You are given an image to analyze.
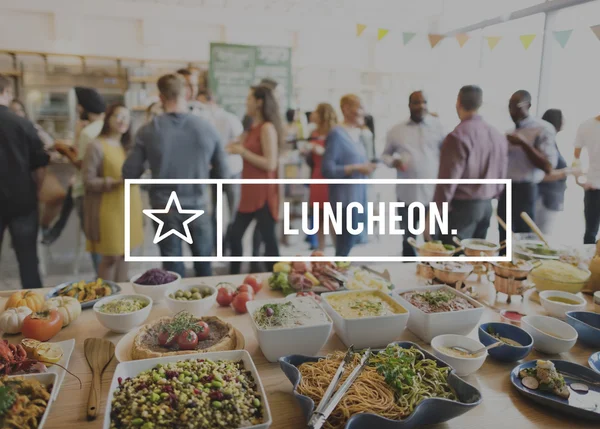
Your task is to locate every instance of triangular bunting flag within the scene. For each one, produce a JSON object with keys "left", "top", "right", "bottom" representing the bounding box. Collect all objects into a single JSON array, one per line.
[
  {"left": 520, "top": 34, "right": 536, "bottom": 50},
  {"left": 377, "top": 28, "right": 389, "bottom": 41},
  {"left": 553, "top": 29, "right": 572, "bottom": 48},
  {"left": 356, "top": 24, "right": 367, "bottom": 37},
  {"left": 402, "top": 32, "right": 416, "bottom": 45},
  {"left": 485, "top": 36, "right": 502, "bottom": 50},
  {"left": 428, "top": 34, "right": 444, "bottom": 48},
  {"left": 591, "top": 24, "right": 600, "bottom": 41},
  {"left": 455, "top": 33, "right": 470, "bottom": 47}
]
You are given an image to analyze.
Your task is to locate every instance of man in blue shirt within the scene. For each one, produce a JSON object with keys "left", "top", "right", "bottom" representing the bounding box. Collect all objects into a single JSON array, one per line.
[
  {"left": 498, "top": 90, "right": 557, "bottom": 244},
  {"left": 382, "top": 91, "right": 445, "bottom": 256}
]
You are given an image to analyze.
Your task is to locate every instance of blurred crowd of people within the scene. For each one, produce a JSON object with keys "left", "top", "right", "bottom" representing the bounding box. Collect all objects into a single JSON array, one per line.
[{"left": 0, "top": 70, "right": 599, "bottom": 289}]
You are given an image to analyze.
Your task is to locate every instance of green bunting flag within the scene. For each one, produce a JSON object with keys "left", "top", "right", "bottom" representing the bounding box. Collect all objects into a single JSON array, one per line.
[
  {"left": 553, "top": 30, "right": 573, "bottom": 48},
  {"left": 402, "top": 32, "right": 417, "bottom": 45}
]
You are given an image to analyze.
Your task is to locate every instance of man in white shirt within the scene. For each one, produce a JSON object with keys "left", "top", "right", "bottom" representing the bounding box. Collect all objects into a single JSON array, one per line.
[
  {"left": 574, "top": 115, "right": 600, "bottom": 244},
  {"left": 194, "top": 88, "right": 244, "bottom": 253},
  {"left": 381, "top": 91, "right": 446, "bottom": 256}
]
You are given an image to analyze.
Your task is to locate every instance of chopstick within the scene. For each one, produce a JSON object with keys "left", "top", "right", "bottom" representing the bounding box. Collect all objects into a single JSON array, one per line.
[{"left": 307, "top": 347, "right": 371, "bottom": 429}]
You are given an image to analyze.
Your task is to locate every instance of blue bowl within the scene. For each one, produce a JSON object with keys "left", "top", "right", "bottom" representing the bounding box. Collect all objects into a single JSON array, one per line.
[
  {"left": 511, "top": 360, "right": 600, "bottom": 421},
  {"left": 590, "top": 351, "right": 600, "bottom": 375},
  {"left": 478, "top": 322, "right": 533, "bottom": 362},
  {"left": 279, "top": 341, "right": 482, "bottom": 429},
  {"left": 565, "top": 311, "right": 600, "bottom": 348}
]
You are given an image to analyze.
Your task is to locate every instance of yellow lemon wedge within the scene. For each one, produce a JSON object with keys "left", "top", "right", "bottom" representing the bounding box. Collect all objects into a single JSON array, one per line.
[
  {"left": 33, "top": 343, "right": 64, "bottom": 365},
  {"left": 21, "top": 338, "right": 41, "bottom": 355}
]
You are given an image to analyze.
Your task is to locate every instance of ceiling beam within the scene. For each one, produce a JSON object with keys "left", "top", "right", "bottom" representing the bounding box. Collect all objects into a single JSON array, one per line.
[{"left": 444, "top": 0, "right": 596, "bottom": 36}]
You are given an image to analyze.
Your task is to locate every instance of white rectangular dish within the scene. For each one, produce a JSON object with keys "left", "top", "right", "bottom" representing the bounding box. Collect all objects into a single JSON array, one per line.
[
  {"left": 103, "top": 349, "right": 272, "bottom": 429},
  {"left": 7, "top": 338, "right": 74, "bottom": 404},
  {"left": 246, "top": 297, "right": 332, "bottom": 362},
  {"left": 321, "top": 289, "right": 409, "bottom": 349},
  {"left": 393, "top": 285, "right": 484, "bottom": 343},
  {"left": 4, "top": 372, "right": 57, "bottom": 429}
]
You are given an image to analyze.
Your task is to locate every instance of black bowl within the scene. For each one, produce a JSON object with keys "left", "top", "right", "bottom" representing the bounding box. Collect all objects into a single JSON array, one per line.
[{"left": 279, "top": 341, "right": 482, "bottom": 429}]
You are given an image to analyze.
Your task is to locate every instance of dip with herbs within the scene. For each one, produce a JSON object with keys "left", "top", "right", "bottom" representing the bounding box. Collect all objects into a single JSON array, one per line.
[
  {"left": 99, "top": 297, "right": 149, "bottom": 314},
  {"left": 253, "top": 297, "right": 329, "bottom": 329},
  {"left": 326, "top": 291, "right": 406, "bottom": 319}
]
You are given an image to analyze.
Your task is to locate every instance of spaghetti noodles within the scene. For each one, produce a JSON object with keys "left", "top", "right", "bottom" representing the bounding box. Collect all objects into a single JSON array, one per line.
[
  {"left": 297, "top": 346, "right": 456, "bottom": 429},
  {"left": 0, "top": 376, "right": 50, "bottom": 429}
]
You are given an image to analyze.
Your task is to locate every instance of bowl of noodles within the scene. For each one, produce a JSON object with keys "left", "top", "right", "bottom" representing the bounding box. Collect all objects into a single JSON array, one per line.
[
  {"left": 1, "top": 373, "right": 55, "bottom": 429},
  {"left": 528, "top": 260, "right": 591, "bottom": 294},
  {"left": 279, "top": 341, "right": 482, "bottom": 429}
]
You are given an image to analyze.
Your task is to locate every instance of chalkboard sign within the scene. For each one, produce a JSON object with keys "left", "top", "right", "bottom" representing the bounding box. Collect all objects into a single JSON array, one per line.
[{"left": 209, "top": 43, "right": 292, "bottom": 118}]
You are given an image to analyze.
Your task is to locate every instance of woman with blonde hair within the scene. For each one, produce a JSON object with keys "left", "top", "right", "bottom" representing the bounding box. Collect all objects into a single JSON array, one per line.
[{"left": 306, "top": 103, "right": 338, "bottom": 251}]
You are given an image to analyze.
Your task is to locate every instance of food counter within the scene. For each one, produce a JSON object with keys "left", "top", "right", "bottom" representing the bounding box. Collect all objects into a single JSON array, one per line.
[{"left": 0, "top": 264, "right": 598, "bottom": 429}]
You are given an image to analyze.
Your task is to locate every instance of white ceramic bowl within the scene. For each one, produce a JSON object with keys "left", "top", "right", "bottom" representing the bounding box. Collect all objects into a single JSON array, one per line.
[
  {"left": 103, "top": 349, "right": 272, "bottom": 429},
  {"left": 431, "top": 334, "right": 487, "bottom": 376},
  {"left": 93, "top": 294, "right": 153, "bottom": 334},
  {"left": 539, "top": 290, "right": 587, "bottom": 319},
  {"left": 521, "top": 315, "right": 578, "bottom": 354},
  {"left": 246, "top": 297, "right": 332, "bottom": 362},
  {"left": 130, "top": 270, "right": 181, "bottom": 303},
  {"left": 321, "top": 289, "right": 409, "bottom": 349},
  {"left": 164, "top": 284, "right": 217, "bottom": 317},
  {"left": 393, "top": 285, "right": 484, "bottom": 344}
]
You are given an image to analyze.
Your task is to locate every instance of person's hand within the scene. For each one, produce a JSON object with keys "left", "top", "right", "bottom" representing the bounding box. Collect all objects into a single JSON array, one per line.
[
  {"left": 570, "top": 166, "right": 583, "bottom": 177},
  {"left": 354, "top": 163, "right": 378, "bottom": 175},
  {"left": 392, "top": 155, "right": 410, "bottom": 172},
  {"left": 54, "top": 142, "right": 78, "bottom": 162},
  {"left": 506, "top": 133, "right": 525, "bottom": 146},
  {"left": 226, "top": 143, "right": 245, "bottom": 155},
  {"left": 575, "top": 175, "right": 595, "bottom": 190}
]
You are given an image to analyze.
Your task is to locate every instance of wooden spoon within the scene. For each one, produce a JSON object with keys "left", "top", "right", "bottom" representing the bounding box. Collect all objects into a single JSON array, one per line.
[
  {"left": 84, "top": 338, "right": 115, "bottom": 421},
  {"left": 519, "top": 212, "right": 549, "bottom": 246}
]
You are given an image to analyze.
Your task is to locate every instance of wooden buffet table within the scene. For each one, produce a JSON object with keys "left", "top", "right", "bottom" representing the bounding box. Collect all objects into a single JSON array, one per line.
[{"left": 2, "top": 264, "right": 598, "bottom": 429}]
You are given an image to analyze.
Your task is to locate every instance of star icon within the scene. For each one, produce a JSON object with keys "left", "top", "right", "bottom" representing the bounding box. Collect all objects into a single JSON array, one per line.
[{"left": 143, "top": 191, "right": 204, "bottom": 245}]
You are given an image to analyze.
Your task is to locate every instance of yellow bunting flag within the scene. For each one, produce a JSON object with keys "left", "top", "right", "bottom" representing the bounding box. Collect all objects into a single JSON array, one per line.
[
  {"left": 356, "top": 24, "right": 367, "bottom": 37},
  {"left": 485, "top": 36, "right": 502, "bottom": 50},
  {"left": 428, "top": 34, "right": 444, "bottom": 48},
  {"left": 455, "top": 33, "right": 470, "bottom": 47},
  {"left": 591, "top": 24, "right": 600, "bottom": 41},
  {"left": 520, "top": 34, "right": 536, "bottom": 50},
  {"left": 377, "top": 28, "right": 389, "bottom": 41}
]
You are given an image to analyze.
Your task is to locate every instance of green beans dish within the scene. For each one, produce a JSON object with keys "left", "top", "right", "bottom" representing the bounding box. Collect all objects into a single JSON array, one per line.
[{"left": 110, "top": 358, "right": 263, "bottom": 429}]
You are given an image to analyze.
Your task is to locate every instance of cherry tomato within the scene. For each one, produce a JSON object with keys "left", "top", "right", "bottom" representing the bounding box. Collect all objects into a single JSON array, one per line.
[
  {"left": 158, "top": 329, "right": 175, "bottom": 347},
  {"left": 243, "top": 275, "right": 262, "bottom": 294},
  {"left": 216, "top": 287, "right": 234, "bottom": 307},
  {"left": 176, "top": 329, "right": 199, "bottom": 350},
  {"left": 195, "top": 321, "right": 210, "bottom": 341},
  {"left": 21, "top": 310, "right": 63, "bottom": 342},
  {"left": 232, "top": 292, "right": 254, "bottom": 314},
  {"left": 236, "top": 284, "right": 254, "bottom": 296}
]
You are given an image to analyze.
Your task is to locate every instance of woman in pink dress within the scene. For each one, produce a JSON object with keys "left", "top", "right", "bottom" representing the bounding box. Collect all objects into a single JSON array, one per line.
[{"left": 306, "top": 103, "right": 338, "bottom": 251}]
